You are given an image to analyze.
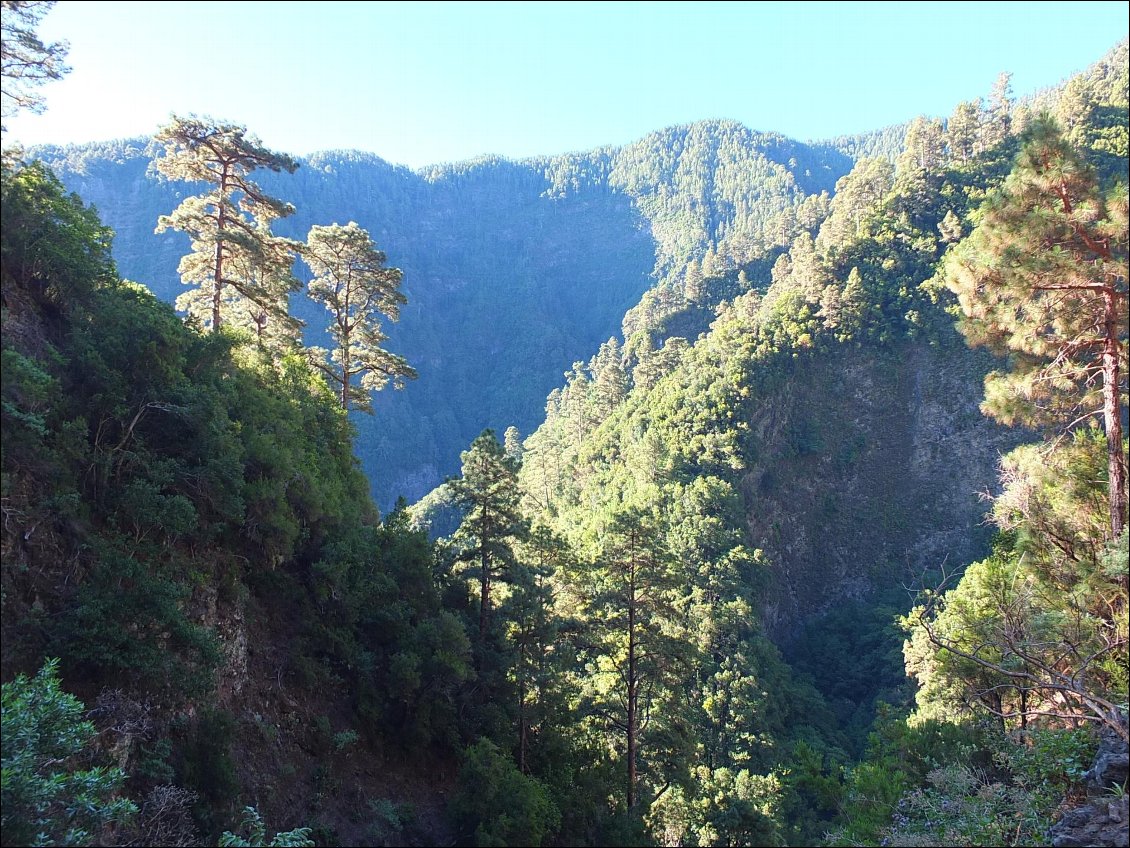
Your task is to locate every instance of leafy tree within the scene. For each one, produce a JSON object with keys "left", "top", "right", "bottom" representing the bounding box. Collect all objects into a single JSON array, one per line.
[
  {"left": 153, "top": 115, "right": 299, "bottom": 332},
  {"left": 0, "top": 0, "right": 68, "bottom": 126},
  {"left": 649, "top": 767, "right": 782, "bottom": 848},
  {"left": 906, "top": 442, "right": 1129, "bottom": 742},
  {"left": 302, "top": 221, "right": 415, "bottom": 412},
  {"left": 1, "top": 659, "right": 137, "bottom": 847},
  {"left": 1, "top": 159, "right": 115, "bottom": 303},
  {"left": 942, "top": 115, "right": 1128, "bottom": 537}
]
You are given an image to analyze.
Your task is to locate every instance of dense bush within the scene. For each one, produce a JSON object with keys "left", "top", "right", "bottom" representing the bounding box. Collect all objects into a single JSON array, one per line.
[{"left": 1, "top": 660, "right": 137, "bottom": 847}]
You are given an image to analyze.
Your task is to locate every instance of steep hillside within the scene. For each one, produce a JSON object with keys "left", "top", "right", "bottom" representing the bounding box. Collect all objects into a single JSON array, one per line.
[
  {"left": 1, "top": 160, "right": 471, "bottom": 846},
  {"left": 4, "top": 31, "right": 1126, "bottom": 848},
  {"left": 32, "top": 122, "right": 854, "bottom": 509}
]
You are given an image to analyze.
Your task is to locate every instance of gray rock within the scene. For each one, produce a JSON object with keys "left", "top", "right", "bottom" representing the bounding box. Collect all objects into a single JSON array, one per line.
[
  {"left": 1050, "top": 727, "right": 1129, "bottom": 848},
  {"left": 1048, "top": 796, "right": 1129, "bottom": 848}
]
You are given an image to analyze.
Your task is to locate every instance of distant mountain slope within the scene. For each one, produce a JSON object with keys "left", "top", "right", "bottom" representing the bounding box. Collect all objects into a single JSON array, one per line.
[{"left": 33, "top": 121, "right": 853, "bottom": 508}]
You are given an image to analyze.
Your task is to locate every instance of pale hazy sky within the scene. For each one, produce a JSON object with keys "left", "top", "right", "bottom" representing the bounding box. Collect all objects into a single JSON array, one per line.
[{"left": 6, "top": 1, "right": 1127, "bottom": 168}]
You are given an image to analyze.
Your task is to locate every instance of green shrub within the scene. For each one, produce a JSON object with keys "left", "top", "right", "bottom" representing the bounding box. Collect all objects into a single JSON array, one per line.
[
  {"left": 449, "top": 739, "right": 560, "bottom": 847},
  {"left": 176, "top": 708, "right": 239, "bottom": 803},
  {"left": 331, "top": 729, "right": 359, "bottom": 752},
  {"left": 1, "top": 659, "right": 137, "bottom": 846},
  {"left": 219, "top": 806, "right": 313, "bottom": 847}
]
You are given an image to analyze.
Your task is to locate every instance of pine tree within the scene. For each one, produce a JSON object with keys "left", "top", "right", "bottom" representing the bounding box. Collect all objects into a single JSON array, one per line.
[
  {"left": 937, "top": 209, "right": 963, "bottom": 244},
  {"left": 302, "top": 222, "right": 416, "bottom": 412},
  {"left": 153, "top": 115, "right": 299, "bottom": 332},
  {"left": 943, "top": 115, "right": 1128, "bottom": 537},
  {"left": 946, "top": 99, "right": 982, "bottom": 164},
  {"left": 898, "top": 116, "right": 946, "bottom": 174},
  {"left": 451, "top": 430, "right": 527, "bottom": 647},
  {"left": 196, "top": 218, "right": 302, "bottom": 349},
  {"left": 980, "top": 71, "right": 1015, "bottom": 151},
  {"left": 683, "top": 257, "right": 706, "bottom": 304},
  {"left": 787, "top": 232, "right": 828, "bottom": 303},
  {"left": 584, "top": 507, "right": 687, "bottom": 813},
  {"left": 508, "top": 524, "right": 570, "bottom": 774},
  {"left": 816, "top": 157, "right": 893, "bottom": 253},
  {"left": 590, "top": 337, "right": 629, "bottom": 419},
  {"left": 1, "top": 0, "right": 69, "bottom": 126},
  {"left": 504, "top": 425, "right": 524, "bottom": 466}
]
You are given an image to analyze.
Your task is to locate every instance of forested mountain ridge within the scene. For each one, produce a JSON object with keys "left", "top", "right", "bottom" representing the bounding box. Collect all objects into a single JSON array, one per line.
[
  {"left": 3, "top": 16, "right": 1126, "bottom": 848},
  {"left": 489, "top": 42, "right": 1126, "bottom": 846},
  {"left": 31, "top": 120, "right": 857, "bottom": 509}
]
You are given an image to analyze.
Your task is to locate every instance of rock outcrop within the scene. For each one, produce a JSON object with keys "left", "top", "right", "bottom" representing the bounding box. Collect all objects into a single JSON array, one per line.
[{"left": 1049, "top": 728, "right": 1130, "bottom": 848}]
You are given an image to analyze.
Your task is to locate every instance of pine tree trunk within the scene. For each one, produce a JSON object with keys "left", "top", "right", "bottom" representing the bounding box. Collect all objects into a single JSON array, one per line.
[
  {"left": 518, "top": 678, "right": 528, "bottom": 774},
  {"left": 479, "top": 537, "right": 490, "bottom": 645},
  {"left": 213, "top": 165, "right": 230, "bottom": 331},
  {"left": 626, "top": 559, "right": 638, "bottom": 813},
  {"left": 1103, "top": 287, "right": 1127, "bottom": 540}
]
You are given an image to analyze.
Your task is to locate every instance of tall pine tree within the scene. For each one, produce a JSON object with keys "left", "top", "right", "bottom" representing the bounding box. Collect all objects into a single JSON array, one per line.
[
  {"left": 302, "top": 222, "right": 415, "bottom": 412},
  {"left": 943, "top": 115, "right": 1128, "bottom": 537},
  {"left": 583, "top": 506, "right": 688, "bottom": 813},
  {"left": 153, "top": 115, "right": 299, "bottom": 333},
  {"left": 451, "top": 430, "right": 527, "bottom": 648}
]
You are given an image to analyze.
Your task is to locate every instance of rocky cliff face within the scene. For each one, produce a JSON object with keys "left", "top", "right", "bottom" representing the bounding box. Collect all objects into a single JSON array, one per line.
[{"left": 738, "top": 338, "right": 1017, "bottom": 638}]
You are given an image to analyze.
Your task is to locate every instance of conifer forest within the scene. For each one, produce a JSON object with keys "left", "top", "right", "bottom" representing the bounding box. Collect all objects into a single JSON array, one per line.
[{"left": 1, "top": 3, "right": 1127, "bottom": 846}]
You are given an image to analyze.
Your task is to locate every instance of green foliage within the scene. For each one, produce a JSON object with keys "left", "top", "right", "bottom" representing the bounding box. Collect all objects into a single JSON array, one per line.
[
  {"left": 905, "top": 442, "right": 1128, "bottom": 737},
  {"left": 649, "top": 767, "right": 784, "bottom": 847},
  {"left": 1, "top": 659, "right": 137, "bottom": 847},
  {"left": 364, "top": 797, "right": 415, "bottom": 846},
  {"left": 787, "top": 598, "right": 909, "bottom": 751},
  {"left": 331, "top": 729, "right": 359, "bottom": 753},
  {"left": 0, "top": 159, "right": 115, "bottom": 303},
  {"left": 2, "top": 154, "right": 405, "bottom": 730},
  {"left": 827, "top": 713, "right": 986, "bottom": 846},
  {"left": 38, "top": 117, "right": 859, "bottom": 513},
  {"left": 0, "top": 346, "right": 57, "bottom": 456},
  {"left": 1006, "top": 726, "right": 1098, "bottom": 791},
  {"left": 835, "top": 725, "right": 1096, "bottom": 848},
  {"left": 52, "top": 540, "right": 221, "bottom": 694},
  {"left": 856, "top": 84, "right": 1127, "bottom": 848},
  {"left": 174, "top": 707, "right": 239, "bottom": 804},
  {"left": 219, "top": 806, "right": 313, "bottom": 848},
  {"left": 449, "top": 739, "right": 560, "bottom": 847},
  {"left": 1043, "top": 39, "right": 1129, "bottom": 185},
  {"left": 4, "top": 37, "right": 1126, "bottom": 848},
  {"left": 152, "top": 115, "right": 301, "bottom": 335},
  {"left": 302, "top": 221, "right": 415, "bottom": 412},
  {"left": 450, "top": 429, "right": 527, "bottom": 653},
  {"left": 0, "top": 0, "right": 70, "bottom": 123},
  {"left": 883, "top": 763, "right": 1049, "bottom": 847},
  {"left": 942, "top": 115, "right": 1128, "bottom": 538}
]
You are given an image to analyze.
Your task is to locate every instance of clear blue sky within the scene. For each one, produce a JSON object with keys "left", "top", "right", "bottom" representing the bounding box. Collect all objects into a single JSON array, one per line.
[{"left": 6, "top": 1, "right": 1127, "bottom": 168}]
